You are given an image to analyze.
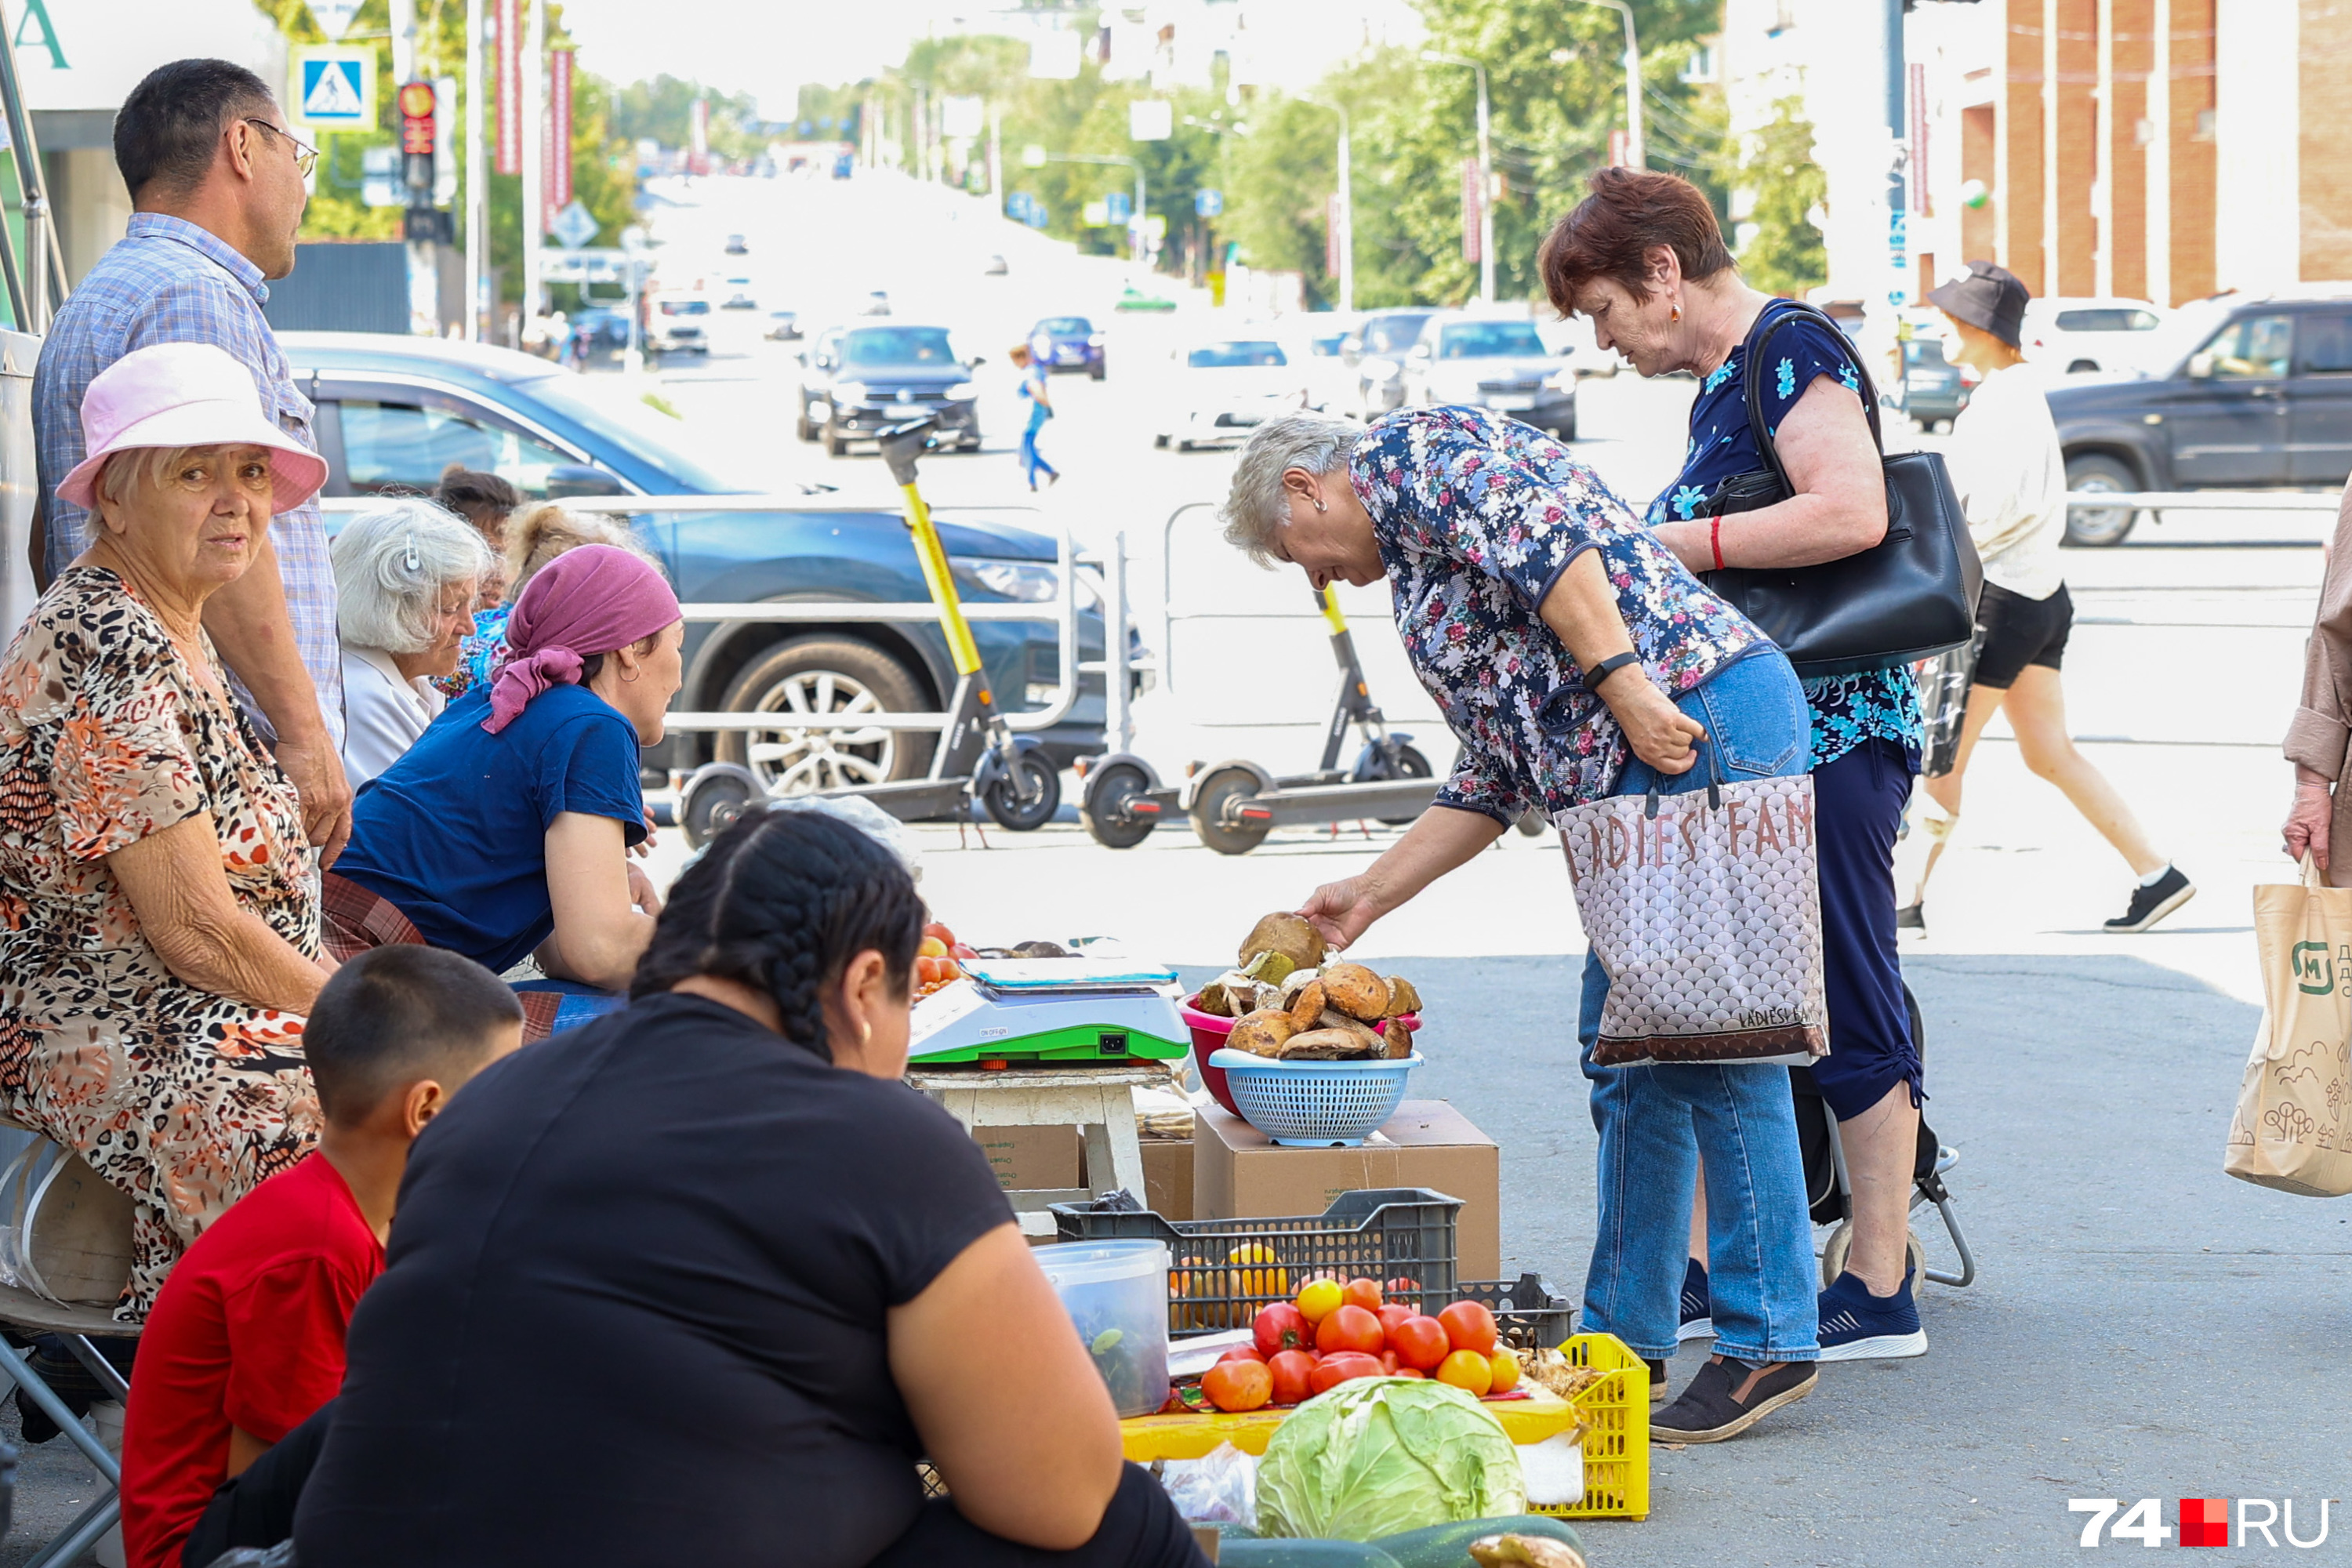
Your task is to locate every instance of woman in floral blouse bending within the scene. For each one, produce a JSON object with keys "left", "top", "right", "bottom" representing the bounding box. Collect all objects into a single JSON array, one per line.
[
  {"left": 1541, "top": 166, "right": 1929, "bottom": 1367},
  {"left": 1222, "top": 405, "right": 1822, "bottom": 1444},
  {"left": 0, "top": 343, "right": 330, "bottom": 1317}
]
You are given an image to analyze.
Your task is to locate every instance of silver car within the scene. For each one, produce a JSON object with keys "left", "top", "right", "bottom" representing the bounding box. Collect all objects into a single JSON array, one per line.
[{"left": 1399, "top": 314, "right": 1577, "bottom": 441}]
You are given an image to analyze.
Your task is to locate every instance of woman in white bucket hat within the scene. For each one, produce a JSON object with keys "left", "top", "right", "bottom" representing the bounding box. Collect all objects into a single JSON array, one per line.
[{"left": 0, "top": 340, "right": 332, "bottom": 1316}]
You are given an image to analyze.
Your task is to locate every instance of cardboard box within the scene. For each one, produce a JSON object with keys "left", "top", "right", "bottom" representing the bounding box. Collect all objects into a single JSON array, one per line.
[
  {"left": 1142, "top": 1138, "right": 1193, "bottom": 1221},
  {"left": 971, "top": 1125, "right": 1080, "bottom": 1193},
  {"left": 1192, "top": 1100, "right": 1500, "bottom": 1280}
]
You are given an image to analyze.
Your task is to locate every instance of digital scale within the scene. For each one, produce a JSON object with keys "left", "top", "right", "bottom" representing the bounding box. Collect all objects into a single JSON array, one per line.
[{"left": 909, "top": 958, "right": 1191, "bottom": 1065}]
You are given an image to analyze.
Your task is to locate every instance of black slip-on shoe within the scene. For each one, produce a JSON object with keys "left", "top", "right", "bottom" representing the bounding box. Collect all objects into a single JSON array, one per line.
[
  {"left": 2105, "top": 866, "right": 2194, "bottom": 933},
  {"left": 1651, "top": 1356, "right": 1817, "bottom": 1443}
]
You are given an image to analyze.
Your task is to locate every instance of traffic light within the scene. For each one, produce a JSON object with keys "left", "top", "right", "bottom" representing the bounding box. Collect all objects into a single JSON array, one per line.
[{"left": 397, "top": 80, "right": 435, "bottom": 198}]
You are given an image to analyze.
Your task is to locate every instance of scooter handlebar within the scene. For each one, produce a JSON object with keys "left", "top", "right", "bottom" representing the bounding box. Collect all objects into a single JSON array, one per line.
[{"left": 877, "top": 415, "right": 941, "bottom": 486}]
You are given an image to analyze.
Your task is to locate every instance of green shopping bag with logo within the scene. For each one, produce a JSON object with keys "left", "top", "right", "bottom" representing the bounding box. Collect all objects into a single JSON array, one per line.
[{"left": 2226, "top": 858, "right": 2352, "bottom": 1196}]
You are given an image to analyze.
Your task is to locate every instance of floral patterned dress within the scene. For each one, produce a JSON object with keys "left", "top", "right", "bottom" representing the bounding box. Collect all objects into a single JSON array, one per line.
[
  {"left": 0, "top": 568, "right": 322, "bottom": 1318},
  {"left": 1350, "top": 405, "right": 1766, "bottom": 823}
]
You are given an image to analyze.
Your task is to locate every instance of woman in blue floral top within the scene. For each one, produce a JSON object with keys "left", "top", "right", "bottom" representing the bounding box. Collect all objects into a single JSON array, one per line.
[
  {"left": 1542, "top": 165, "right": 1930, "bottom": 1367},
  {"left": 1221, "top": 405, "right": 1825, "bottom": 1443}
]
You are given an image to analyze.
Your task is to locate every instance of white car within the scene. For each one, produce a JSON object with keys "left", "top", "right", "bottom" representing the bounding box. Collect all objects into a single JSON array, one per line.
[
  {"left": 720, "top": 277, "right": 757, "bottom": 310},
  {"left": 1154, "top": 338, "right": 1308, "bottom": 451},
  {"left": 647, "top": 292, "right": 712, "bottom": 354},
  {"left": 1399, "top": 313, "right": 1577, "bottom": 440},
  {"left": 2021, "top": 297, "right": 2169, "bottom": 375}
]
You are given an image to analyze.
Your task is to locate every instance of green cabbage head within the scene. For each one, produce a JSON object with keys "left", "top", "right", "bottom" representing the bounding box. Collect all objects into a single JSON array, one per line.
[{"left": 1256, "top": 1377, "right": 1526, "bottom": 1541}]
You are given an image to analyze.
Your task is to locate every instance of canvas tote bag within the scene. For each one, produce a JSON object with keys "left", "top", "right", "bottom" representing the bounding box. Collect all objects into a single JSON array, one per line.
[
  {"left": 2225, "top": 857, "right": 2352, "bottom": 1196},
  {"left": 1562, "top": 771, "right": 1830, "bottom": 1069}
]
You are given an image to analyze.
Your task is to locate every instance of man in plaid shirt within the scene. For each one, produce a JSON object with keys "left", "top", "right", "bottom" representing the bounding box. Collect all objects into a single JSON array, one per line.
[{"left": 35, "top": 58, "right": 351, "bottom": 862}]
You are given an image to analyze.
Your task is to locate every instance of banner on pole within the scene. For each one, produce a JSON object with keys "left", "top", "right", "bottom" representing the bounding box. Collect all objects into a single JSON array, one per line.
[
  {"left": 1608, "top": 128, "right": 1629, "bottom": 169},
  {"left": 1460, "top": 158, "right": 1481, "bottom": 263},
  {"left": 1326, "top": 193, "right": 1341, "bottom": 276},
  {"left": 495, "top": 0, "right": 520, "bottom": 174},
  {"left": 550, "top": 49, "right": 573, "bottom": 212}
]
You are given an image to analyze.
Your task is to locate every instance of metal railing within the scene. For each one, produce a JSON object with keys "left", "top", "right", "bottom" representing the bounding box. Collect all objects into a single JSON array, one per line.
[{"left": 320, "top": 493, "right": 1132, "bottom": 740}]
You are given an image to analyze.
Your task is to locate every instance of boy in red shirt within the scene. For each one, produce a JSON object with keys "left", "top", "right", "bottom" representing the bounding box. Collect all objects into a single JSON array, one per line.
[{"left": 119, "top": 946, "right": 524, "bottom": 1568}]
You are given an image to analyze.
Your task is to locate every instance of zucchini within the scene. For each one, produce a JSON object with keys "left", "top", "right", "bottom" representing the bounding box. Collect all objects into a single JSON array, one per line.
[
  {"left": 1376, "top": 1515, "right": 1586, "bottom": 1568},
  {"left": 1220, "top": 1541, "right": 1404, "bottom": 1568}
]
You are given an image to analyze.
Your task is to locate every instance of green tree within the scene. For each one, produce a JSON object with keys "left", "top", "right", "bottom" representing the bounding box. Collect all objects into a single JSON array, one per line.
[{"left": 1730, "top": 96, "right": 1826, "bottom": 299}]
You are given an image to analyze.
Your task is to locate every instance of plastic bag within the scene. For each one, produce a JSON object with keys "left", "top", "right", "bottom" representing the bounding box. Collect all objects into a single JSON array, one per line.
[
  {"left": 1159, "top": 1442, "right": 1257, "bottom": 1526},
  {"left": 769, "top": 794, "right": 924, "bottom": 884}
]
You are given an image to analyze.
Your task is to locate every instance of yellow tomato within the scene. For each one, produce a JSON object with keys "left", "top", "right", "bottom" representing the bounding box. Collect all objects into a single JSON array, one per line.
[
  {"left": 1487, "top": 1350, "right": 1520, "bottom": 1394},
  {"left": 917, "top": 936, "right": 949, "bottom": 958},
  {"left": 1296, "top": 1278, "right": 1344, "bottom": 1324},
  {"left": 1436, "top": 1348, "right": 1494, "bottom": 1397}
]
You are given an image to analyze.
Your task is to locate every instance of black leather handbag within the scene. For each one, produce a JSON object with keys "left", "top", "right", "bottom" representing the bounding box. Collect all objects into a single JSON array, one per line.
[{"left": 1700, "top": 302, "right": 1984, "bottom": 678}]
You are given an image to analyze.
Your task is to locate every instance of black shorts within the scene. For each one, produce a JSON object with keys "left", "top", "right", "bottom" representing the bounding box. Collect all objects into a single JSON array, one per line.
[{"left": 1970, "top": 581, "right": 2072, "bottom": 689}]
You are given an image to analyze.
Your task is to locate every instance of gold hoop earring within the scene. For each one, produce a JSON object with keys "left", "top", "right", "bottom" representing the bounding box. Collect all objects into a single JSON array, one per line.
[{"left": 619, "top": 667, "right": 641, "bottom": 683}]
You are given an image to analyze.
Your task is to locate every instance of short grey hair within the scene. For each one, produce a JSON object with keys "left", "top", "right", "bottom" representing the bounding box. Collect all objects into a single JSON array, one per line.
[
  {"left": 332, "top": 498, "right": 495, "bottom": 655},
  {"left": 1219, "top": 412, "right": 1365, "bottom": 567}
]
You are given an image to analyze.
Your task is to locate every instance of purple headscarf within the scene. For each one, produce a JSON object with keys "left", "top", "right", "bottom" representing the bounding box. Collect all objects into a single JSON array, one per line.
[{"left": 481, "top": 543, "right": 681, "bottom": 734}]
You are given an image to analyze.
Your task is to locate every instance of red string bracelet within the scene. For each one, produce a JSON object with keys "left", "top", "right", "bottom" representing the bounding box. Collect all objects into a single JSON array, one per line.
[{"left": 1710, "top": 515, "right": 1725, "bottom": 572}]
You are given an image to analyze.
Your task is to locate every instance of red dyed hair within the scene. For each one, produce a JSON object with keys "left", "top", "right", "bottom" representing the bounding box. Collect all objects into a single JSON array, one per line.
[{"left": 1538, "top": 167, "right": 1736, "bottom": 316}]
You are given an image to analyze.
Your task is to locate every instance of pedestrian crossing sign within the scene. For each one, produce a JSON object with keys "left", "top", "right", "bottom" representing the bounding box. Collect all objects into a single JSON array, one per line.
[{"left": 292, "top": 47, "right": 374, "bottom": 130}]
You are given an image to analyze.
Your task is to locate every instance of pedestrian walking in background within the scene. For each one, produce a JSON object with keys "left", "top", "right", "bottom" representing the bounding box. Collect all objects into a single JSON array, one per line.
[
  {"left": 33, "top": 58, "right": 354, "bottom": 864},
  {"left": 1542, "top": 166, "right": 1928, "bottom": 1363},
  {"left": 1012, "top": 343, "right": 1059, "bottom": 491},
  {"left": 1224, "top": 408, "right": 1824, "bottom": 1443},
  {"left": 1905, "top": 263, "right": 2191, "bottom": 933},
  {"left": 2282, "top": 486, "right": 2352, "bottom": 877}
]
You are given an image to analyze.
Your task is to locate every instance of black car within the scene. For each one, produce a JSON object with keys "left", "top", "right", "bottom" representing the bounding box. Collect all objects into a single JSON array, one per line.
[
  {"left": 279, "top": 332, "right": 1111, "bottom": 788},
  {"left": 1896, "top": 337, "right": 1969, "bottom": 430},
  {"left": 2049, "top": 292, "right": 2352, "bottom": 544},
  {"left": 794, "top": 325, "right": 982, "bottom": 457}
]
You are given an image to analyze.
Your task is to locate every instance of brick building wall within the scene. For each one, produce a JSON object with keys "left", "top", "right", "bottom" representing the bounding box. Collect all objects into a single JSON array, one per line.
[
  {"left": 2004, "top": 3, "right": 2047, "bottom": 288},
  {"left": 2169, "top": 0, "right": 2216, "bottom": 303},
  {"left": 1962, "top": 102, "right": 1997, "bottom": 263},
  {"left": 2052, "top": 0, "right": 2099, "bottom": 296},
  {"left": 2108, "top": 0, "right": 2152, "bottom": 301},
  {"left": 2301, "top": 0, "right": 2352, "bottom": 281}
]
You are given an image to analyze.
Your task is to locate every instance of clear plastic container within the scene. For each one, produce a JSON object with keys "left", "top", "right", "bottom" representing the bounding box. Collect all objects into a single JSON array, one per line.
[{"left": 1034, "top": 1239, "right": 1171, "bottom": 1417}]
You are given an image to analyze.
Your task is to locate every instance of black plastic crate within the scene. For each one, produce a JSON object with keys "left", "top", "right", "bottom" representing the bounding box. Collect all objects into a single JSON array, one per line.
[
  {"left": 1456, "top": 1274, "right": 1575, "bottom": 1353},
  {"left": 1049, "top": 1188, "right": 1462, "bottom": 1337}
]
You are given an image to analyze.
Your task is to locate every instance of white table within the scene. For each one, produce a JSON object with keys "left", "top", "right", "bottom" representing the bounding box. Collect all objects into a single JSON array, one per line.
[{"left": 909, "top": 1064, "right": 1165, "bottom": 1238}]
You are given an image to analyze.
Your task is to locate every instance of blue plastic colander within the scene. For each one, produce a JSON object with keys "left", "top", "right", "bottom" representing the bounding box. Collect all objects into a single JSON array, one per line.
[{"left": 1206, "top": 1050, "right": 1424, "bottom": 1146}]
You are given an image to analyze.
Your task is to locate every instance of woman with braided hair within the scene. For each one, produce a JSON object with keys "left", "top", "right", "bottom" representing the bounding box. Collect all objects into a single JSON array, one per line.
[{"left": 295, "top": 805, "right": 1207, "bottom": 1568}]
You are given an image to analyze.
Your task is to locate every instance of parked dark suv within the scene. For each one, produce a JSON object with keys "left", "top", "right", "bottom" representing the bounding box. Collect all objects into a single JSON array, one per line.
[
  {"left": 2048, "top": 292, "right": 2352, "bottom": 544},
  {"left": 278, "top": 332, "right": 1109, "bottom": 789}
]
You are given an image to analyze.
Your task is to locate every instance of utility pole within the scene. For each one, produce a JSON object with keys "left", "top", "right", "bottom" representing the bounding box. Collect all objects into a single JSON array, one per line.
[
  {"left": 1305, "top": 99, "right": 1353, "bottom": 314},
  {"left": 463, "top": 0, "right": 483, "bottom": 338},
  {"left": 1574, "top": 0, "right": 1645, "bottom": 171},
  {"left": 1422, "top": 52, "right": 1492, "bottom": 303},
  {"left": 520, "top": 0, "right": 543, "bottom": 343}
]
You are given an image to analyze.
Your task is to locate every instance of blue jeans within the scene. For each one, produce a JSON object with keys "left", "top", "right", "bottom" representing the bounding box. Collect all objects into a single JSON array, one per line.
[
  {"left": 1575, "top": 649, "right": 1820, "bottom": 1363},
  {"left": 1019, "top": 410, "right": 1056, "bottom": 486}
]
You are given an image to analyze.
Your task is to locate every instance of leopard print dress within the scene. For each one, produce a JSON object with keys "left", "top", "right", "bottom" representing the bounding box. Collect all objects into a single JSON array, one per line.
[{"left": 0, "top": 567, "right": 322, "bottom": 1318}]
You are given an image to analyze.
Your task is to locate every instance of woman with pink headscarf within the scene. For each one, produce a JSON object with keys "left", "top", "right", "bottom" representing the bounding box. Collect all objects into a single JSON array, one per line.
[{"left": 323, "top": 544, "right": 684, "bottom": 1040}]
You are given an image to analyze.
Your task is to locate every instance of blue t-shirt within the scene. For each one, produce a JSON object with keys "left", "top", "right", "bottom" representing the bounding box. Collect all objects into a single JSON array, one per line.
[
  {"left": 335, "top": 684, "right": 647, "bottom": 975},
  {"left": 1647, "top": 299, "right": 1923, "bottom": 771}
]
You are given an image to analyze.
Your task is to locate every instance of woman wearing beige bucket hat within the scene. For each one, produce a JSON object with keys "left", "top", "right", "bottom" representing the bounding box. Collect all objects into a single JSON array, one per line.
[{"left": 0, "top": 340, "right": 333, "bottom": 1316}]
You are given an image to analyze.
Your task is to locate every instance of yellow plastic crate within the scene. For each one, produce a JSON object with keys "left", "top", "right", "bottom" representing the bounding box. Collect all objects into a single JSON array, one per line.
[
  {"left": 1120, "top": 1388, "right": 1584, "bottom": 1463},
  {"left": 1526, "top": 1332, "right": 1649, "bottom": 1521}
]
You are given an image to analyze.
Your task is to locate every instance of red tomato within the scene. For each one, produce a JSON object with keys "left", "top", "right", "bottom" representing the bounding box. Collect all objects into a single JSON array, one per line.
[
  {"left": 923, "top": 922, "right": 957, "bottom": 946},
  {"left": 1378, "top": 1348, "right": 1400, "bottom": 1375},
  {"left": 1439, "top": 1300, "right": 1500, "bottom": 1357},
  {"left": 1203, "top": 1358, "right": 1273, "bottom": 1413},
  {"left": 1308, "top": 1351, "right": 1385, "bottom": 1396},
  {"left": 1254, "top": 1303, "right": 1313, "bottom": 1358},
  {"left": 1341, "top": 1277, "right": 1383, "bottom": 1314},
  {"left": 1218, "top": 1345, "right": 1267, "bottom": 1366},
  {"left": 949, "top": 943, "right": 978, "bottom": 960},
  {"left": 1314, "top": 1304, "right": 1385, "bottom": 1356},
  {"left": 1393, "top": 1366, "right": 1426, "bottom": 1379},
  {"left": 1267, "top": 1349, "right": 1317, "bottom": 1406},
  {"left": 1375, "top": 1304, "right": 1415, "bottom": 1345},
  {"left": 1388, "top": 1315, "right": 1452, "bottom": 1372}
]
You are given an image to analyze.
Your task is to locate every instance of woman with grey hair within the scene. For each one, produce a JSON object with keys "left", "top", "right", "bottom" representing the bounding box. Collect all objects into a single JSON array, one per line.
[
  {"left": 1229, "top": 405, "right": 1825, "bottom": 1443},
  {"left": 332, "top": 498, "right": 493, "bottom": 786}
]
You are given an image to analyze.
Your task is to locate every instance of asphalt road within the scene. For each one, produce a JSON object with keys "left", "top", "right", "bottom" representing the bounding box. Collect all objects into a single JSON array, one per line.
[{"left": 5, "top": 169, "right": 2343, "bottom": 1565}]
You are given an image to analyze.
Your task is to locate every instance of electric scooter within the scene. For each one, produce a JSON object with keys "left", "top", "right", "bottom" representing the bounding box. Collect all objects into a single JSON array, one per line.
[
  {"left": 1080, "top": 584, "right": 1436, "bottom": 855},
  {"left": 679, "top": 416, "right": 1061, "bottom": 845}
]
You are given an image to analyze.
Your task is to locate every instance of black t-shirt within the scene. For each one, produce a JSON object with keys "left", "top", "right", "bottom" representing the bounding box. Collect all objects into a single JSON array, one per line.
[{"left": 292, "top": 992, "right": 1014, "bottom": 1567}]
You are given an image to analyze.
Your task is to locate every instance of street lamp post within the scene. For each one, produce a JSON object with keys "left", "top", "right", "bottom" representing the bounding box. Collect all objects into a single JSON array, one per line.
[
  {"left": 1421, "top": 51, "right": 1492, "bottom": 303},
  {"left": 1024, "top": 147, "right": 1148, "bottom": 263},
  {"left": 1303, "top": 100, "right": 1352, "bottom": 314},
  {"left": 1573, "top": 0, "right": 1646, "bottom": 172}
]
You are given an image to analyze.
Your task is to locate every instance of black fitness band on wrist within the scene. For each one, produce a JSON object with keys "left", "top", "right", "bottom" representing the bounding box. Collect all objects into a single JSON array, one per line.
[{"left": 1582, "top": 652, "right": 1641, "bottom": 695}]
